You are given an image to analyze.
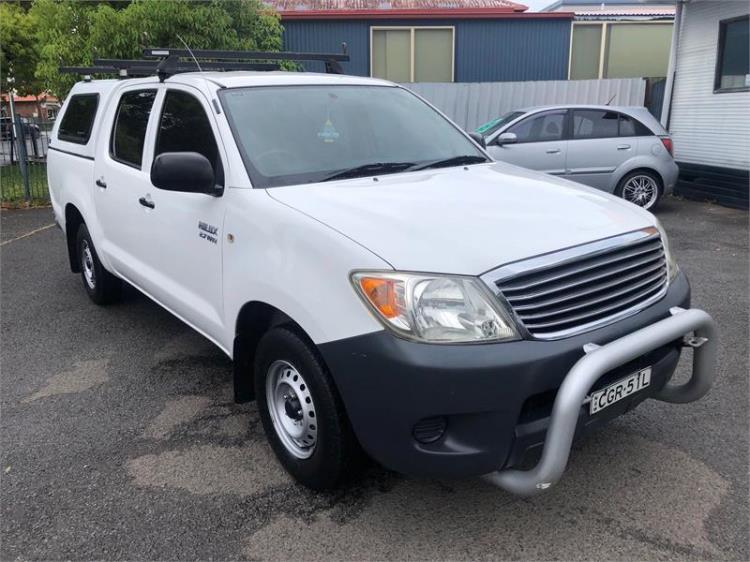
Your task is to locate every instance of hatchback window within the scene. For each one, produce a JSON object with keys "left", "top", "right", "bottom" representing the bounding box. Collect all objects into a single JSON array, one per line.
[
  {"left": 619, "top": 113, "right": 653, "bottom": 137},
  {"left": 155, "top": 90, "right": 221, "bottom": 179},
  {"left": 507, "top": 110, "right": 565, "bottom": 143},
  {"left": 111, "top": 90, "right": 157, "bottom": 168},
  {"left": 572, "top": 109, "right": 619, "bottom": 139},
  {"left": 58, "top": 94, "right": 99, "bottom": 144}
]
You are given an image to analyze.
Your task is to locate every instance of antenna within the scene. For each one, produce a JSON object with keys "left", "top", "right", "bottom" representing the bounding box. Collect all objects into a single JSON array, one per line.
[
  {"left": 606, "top": 94, "right": 616, "bottom": 105},
  {"left": 176, "top": 34, "right": 202, "bottom": 72}
]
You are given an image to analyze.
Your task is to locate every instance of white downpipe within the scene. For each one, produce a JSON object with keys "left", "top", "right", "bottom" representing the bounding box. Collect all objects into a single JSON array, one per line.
[{"left": 660, "top": 0, "right": 685, "bottom": 128}]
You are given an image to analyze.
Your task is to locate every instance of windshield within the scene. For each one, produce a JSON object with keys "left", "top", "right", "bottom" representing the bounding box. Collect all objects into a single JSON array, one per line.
[
  {"left": 219, "top": 85, "right": 487, "bottom": 188},
  {"left": 475, "top": 111, "right": 525, "bottom": 137}
]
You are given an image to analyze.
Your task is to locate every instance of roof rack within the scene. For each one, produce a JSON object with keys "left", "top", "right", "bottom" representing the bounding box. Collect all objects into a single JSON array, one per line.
[{"left": 59, "top": 44, "right": 350, "bottom": 81}]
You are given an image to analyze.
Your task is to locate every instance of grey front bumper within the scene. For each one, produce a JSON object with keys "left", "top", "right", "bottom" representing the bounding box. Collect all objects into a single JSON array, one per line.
[{"left": 482, "top": 306, "right": 717, "bottom": 496}]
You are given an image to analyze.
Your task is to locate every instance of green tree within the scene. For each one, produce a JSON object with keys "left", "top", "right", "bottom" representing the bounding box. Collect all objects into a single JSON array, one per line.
[
  {"left": 0, "top": 1, "right": 42, "bottom": 95},
  {"left": 32, "top": 0, "right": 283, "bottom": 97}
]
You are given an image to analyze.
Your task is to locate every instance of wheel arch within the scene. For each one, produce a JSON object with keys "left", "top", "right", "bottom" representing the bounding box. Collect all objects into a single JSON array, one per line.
[
  {"left": 64, "top": 203, "right": 85, "bottom": 273},
  {"left": 233, "top": 301, "right": 319, "bottom": 404}
]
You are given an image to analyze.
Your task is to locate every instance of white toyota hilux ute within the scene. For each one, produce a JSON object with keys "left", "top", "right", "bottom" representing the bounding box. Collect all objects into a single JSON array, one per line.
[{"left": 48, "top": 70, "right": 717, "bottom": 495}]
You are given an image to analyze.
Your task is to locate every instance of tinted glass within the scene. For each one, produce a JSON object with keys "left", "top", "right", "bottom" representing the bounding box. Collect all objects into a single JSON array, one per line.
[
  {"left": 508, "top": 111, "right": 565, "bottom": 143},
  {"left": 572, "top": 109, "right": 619, "bottom": 139},
  {"left": 155, "top": 90, "right": 220, "bottom": 175},
  {"left": 58, "top": 94, "right": 99, "bottom": 144},
  {"left": 619, "top": 113, "right": 653, "bottom": 137},
  {"left": 111, "top": 90, "right": 156, "bottom": 168},
  {"left": 717, "top": 17, "right": 749, "bottom": 90},
  {"left": 220, "top": 85, "right": 485, "bottom": 188}
]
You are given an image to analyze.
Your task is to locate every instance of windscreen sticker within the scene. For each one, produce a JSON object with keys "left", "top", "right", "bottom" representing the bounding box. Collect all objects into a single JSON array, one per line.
[{"left": 317, "top": 118, "right": 340, "bottom": 143}]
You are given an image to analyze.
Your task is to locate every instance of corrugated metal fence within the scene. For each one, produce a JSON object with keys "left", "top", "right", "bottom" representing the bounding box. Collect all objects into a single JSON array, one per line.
[{"left": 402, "top": 78, "right": 647, "bottom": 131}]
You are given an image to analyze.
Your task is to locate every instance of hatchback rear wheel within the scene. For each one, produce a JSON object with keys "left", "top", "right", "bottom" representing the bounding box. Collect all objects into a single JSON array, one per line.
[{"left": 616, "top": 171, "right": 662, "bottom": 210}]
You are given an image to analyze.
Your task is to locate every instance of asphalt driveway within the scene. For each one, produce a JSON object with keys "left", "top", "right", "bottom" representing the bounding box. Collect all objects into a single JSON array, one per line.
[{"left": 1, "top": 197, "right": 748, "bottom": 561}]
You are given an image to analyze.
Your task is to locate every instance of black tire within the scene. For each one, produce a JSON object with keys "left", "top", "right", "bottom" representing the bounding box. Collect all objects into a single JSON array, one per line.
[
  {"left": 254, "top": 327, "right": 361, "bottom": 490},
  {"left": 76, "top": 223, "right": 121, "bottom": 305},
  {"left": 615, "top": 170, "right": 663, "bottom": 211}
]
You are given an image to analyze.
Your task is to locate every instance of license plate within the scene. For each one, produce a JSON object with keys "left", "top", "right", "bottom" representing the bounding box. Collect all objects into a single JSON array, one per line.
[{"left": 589, "top": 367, "right": 651, "bottom": 414}]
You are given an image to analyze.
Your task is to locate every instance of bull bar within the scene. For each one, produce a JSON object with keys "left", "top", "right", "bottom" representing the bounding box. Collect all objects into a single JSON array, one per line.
[{"left": 483, "top": 307, "right": 718, "bottom": 496}]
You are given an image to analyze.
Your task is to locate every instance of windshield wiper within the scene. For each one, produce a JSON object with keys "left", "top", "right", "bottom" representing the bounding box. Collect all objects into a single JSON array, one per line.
[
  {"left": 320, "top": 162, "right": 415, "bottom": 182},
  {"left": 407, "top": 155, "right": 488, "bottom": 172}
]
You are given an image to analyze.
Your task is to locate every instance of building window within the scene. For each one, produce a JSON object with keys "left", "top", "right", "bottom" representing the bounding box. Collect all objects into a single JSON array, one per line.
[
  {"left": 715, "top": 15, "right": 749, "bottom": 93},
  {"left": 569, "top": 22, "right": 673, "bottom": 80},
  {"left": 371, "top": 27, "right": 454, "bottom": 82}
]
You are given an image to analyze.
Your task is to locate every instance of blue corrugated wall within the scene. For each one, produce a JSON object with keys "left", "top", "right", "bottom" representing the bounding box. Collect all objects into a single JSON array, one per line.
[{"left": 282, "top": 18, "right": 571, "bottom": 82}]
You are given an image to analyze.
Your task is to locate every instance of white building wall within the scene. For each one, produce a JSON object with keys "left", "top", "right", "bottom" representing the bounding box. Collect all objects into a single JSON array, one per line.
[{"left": 669, "top": 0, "right": 749, "bottom": 170}]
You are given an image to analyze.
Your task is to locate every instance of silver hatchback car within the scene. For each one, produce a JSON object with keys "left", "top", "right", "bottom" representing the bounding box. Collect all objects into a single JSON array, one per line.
[{"left": 478, "top": 105, "right": 678, "bottom": 210}]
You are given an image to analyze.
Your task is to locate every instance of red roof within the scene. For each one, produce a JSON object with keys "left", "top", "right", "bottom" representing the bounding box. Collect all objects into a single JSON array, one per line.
[
  {"left": 1, "top": 93, "right": 59, "bottom": 104},
  {"left": 264, "top": 1, "right": 550, "bottom": 19}
]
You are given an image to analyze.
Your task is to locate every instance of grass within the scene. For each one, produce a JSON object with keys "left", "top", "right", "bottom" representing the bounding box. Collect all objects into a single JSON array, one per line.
[{"left": 0, "top": 163, "right": 50, "bottom": 206}]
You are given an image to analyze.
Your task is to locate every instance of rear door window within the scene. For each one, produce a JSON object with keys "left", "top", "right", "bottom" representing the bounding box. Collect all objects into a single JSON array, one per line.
[
  {"left": 572, "top": 109, "right": 619, "bottom": 140},
  {"left": 507, "top": 110, "right": 566, "bottom": 143},
  {"left": 58, "top": 94, "right": 99, "bottom": 144},
  {"left": 110, "top": 90, "right": 157, "bottom": 168}
]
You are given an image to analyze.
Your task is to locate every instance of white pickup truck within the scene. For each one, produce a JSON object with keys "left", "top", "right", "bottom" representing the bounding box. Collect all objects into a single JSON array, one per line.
[{"left": 48, "top": 61, "right": 716, "bottom": 495}]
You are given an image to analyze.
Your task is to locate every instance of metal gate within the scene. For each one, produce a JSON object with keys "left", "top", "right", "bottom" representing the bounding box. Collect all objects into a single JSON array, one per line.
[{"left": 1, "top": 99, "right": 53, "bottom": 206}]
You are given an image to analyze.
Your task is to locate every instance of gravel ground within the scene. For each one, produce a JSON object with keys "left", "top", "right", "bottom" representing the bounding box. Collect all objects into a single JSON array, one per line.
[{"left": 1, "top": 197, "right": 748, "bottom": 561}]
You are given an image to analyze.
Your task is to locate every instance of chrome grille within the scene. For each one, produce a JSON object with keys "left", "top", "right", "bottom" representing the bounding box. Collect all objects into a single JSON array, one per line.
[{"left": 489, "top": 229, "right": 668, "bottom": 339}]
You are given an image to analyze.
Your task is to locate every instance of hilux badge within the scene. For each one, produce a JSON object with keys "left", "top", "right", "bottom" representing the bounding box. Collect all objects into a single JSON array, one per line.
[{"left": 198, "top": 221, "right": 218, "bottom": 244}]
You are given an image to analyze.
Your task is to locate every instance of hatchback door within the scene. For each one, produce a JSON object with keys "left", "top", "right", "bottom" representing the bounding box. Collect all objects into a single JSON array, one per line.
[
  {"left": 564, "top": 109, "right": 633, "bottom": 191},
  {"left": 486, "top": 109, "right": 568, "bottom": 176}
]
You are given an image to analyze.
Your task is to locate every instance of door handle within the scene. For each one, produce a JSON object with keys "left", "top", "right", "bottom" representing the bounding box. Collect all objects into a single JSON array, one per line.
[
  {"left": 546, "top": 148, "right": 561, "bottom": 154},
  {"left": 617, "top": 144, "right": 631, "bottom": 150},
  {"left": 138, "top": 196, "right": 155, "bottom": 209},
  {"left": 95, "top": 179, "right": 107, "bottom": 188}
]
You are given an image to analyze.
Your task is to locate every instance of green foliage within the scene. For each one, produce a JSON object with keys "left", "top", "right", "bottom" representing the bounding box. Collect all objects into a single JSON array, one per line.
[
  {"left": 0, "top": 1, "right": 42, "bottom": 95},
  {"left": 29, "top": 0, "right": 283, "bottom": 97}
]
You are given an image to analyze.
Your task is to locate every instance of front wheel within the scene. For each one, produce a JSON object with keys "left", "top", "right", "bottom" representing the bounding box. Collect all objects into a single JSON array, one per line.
[
  {"left": 615, "top": 170, "right": 663, "bottom": 210},
  {"left": 254, "top": 327, "right": 361, "bottom": 490},
  {"left": 76, "top": 223, "right": 121, "bottom": 305}
]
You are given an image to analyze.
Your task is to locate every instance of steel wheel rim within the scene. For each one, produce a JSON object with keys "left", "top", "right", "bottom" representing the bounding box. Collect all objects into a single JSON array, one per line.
[
  {"left": 265, "top": 360, "right": 317, "bottom": 459},
  {"left": 81, "top": 240, "right": 96, "bottom": 289},
  {"left": 622, "top": 175, "right": 659, "bottom": 209}
]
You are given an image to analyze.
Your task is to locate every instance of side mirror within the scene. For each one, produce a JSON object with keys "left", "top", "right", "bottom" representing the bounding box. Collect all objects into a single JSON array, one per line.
[
  {"left": 468, "top": 131, "right": 486, "bottom": 148},
  {"left": 151, "top": 152, "right": 218, "bottom": 195},
  {"left": 496, "top": 132, "right": 518, "bottom": 146}
]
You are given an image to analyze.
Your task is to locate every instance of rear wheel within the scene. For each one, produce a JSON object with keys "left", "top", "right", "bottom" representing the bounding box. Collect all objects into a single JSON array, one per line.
[
  {"left": 255, "top": 327, "right": 361, "bottom": 489},
  {"left": 616, "top": 170, "right": 663, "bottom": 210},
  {"left": 76, "top": 223, "right": 121, "bottom": 305}
]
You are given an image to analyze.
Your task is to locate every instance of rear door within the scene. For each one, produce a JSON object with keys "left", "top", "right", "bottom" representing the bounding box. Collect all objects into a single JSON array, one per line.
[
  {"left": 486, "top": 109, "right": 568, "bottom": 176},
  {"left": 93, "top": 86, "right": 159, "bottom": 284},
  {"left": 564, "top": 109, "right": 633, "bottom": 190}
]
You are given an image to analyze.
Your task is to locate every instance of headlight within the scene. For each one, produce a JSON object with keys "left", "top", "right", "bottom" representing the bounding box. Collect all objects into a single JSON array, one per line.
[
  {"left": 655, "top": 219, "right": 679, "bottom": 283},
  {"left": 351, "top": 271, "right": 519, "bottom": 343}
]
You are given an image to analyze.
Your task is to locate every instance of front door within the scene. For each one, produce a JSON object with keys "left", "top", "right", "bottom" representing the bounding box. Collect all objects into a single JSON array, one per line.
[
  {"left": 487, "top": 109, "right": 568, "bottom": 176},
  {"left": 135, "top": 86, "right": 228, "bottom": 341}
]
